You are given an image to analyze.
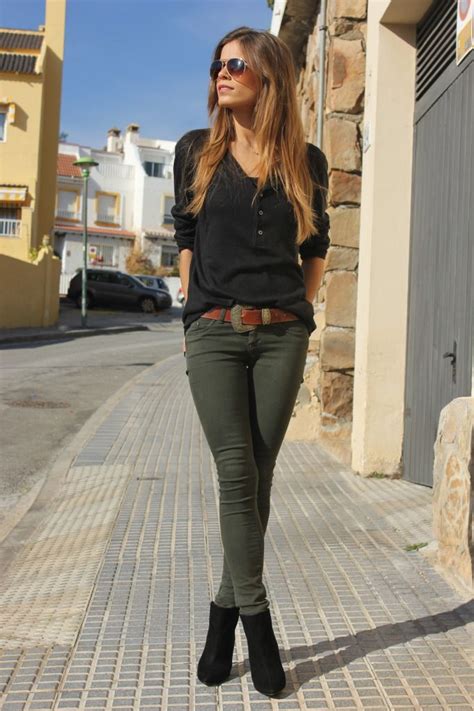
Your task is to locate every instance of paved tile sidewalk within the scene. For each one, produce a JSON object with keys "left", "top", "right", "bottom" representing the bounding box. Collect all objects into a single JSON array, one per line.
[{"left": 0, "top": 354, "right": 472, "bottom": 710}]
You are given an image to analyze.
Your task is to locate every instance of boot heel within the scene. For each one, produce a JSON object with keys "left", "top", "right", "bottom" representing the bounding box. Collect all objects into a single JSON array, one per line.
[
  {"left": 240, "top": 608, "right": 286, "bottom": 696},
  {"left": 197, "top": 601, "right": 240, "bottom": 685}
]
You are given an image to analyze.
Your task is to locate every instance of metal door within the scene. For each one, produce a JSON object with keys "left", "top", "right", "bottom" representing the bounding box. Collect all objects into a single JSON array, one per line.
[{"left": 403, "top": 0, "right": 473, "bottom": 486}]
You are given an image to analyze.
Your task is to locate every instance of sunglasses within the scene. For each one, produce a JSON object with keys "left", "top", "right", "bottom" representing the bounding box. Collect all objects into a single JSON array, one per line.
[{"left": 210, "top": 57, "right": 249, "bottom": 81}]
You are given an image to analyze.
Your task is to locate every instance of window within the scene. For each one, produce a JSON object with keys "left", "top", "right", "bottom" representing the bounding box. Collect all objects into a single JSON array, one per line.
[
  {"left": 163, "top": 196, "right": 174, "bottom": 225},
  {"left": 161, "top": 246, "right": 178, "bottom": 267},
  {"left": 0, "top": 110, "right": 6, "bottom": 142},
  {"left": 57, "top": 189, "right": 79, "bottom": 220},
  {"left": 0, "top": 206, "right": 21, "bottom": 237},
  {"left": 96, "top": 192, "right": 119, "bottom": 225},
  {"left": 89, "top": 243, "right": 116, "bottom": 267},
  {"left": 87, "top": 271, "right": 108, "bottom": 282},
  {"left": 137, "top": 275, "right": 155, "bottom": 288},
  {"left": 144, "top": 161, "right": 166, "bottom": 178},
  {"left": 118, "top": 274, "right": 134, "bottom": 287},
  {"left": 107, "top": 272, "right": 132, "bottom": 287},
  {"left": 91, "top": 270, "right": 115, "bottom": 283}
]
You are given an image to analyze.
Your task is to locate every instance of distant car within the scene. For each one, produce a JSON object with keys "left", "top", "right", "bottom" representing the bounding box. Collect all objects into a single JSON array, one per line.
[
  {"left": 134, "top": 274, "right": 170, "bottom": 292},
  {"left": 177, "top": 286, "right": 185, "bottom": 306},
  {"left": 67, "top": 269, "right": 172, "bottom": 312}
]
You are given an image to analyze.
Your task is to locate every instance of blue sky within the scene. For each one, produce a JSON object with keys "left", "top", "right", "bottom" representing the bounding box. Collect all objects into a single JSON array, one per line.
[{"left": 1, "top": 0, "right": 273, "bottom": 149}]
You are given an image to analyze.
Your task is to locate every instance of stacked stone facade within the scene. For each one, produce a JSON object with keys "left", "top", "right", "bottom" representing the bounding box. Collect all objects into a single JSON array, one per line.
[
  {"left": 430, "top": 398, "right": 474, "bottom": 593},
  {"left": 287, "top": 0, "right": 367, "bottom": 465}
]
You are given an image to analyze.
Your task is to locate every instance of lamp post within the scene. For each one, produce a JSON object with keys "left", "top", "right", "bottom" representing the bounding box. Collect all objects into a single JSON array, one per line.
[{"left": 73, "top": 156, "right": 99, "bottom": 328}]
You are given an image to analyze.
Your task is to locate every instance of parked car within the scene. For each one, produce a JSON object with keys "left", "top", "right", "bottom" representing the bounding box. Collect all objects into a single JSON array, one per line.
[
  {"left": 67, "top": 269, "right": 172, "bottom": 312},
  {"left": 134, "top": 274, "right": 170, "bottom": 292}
]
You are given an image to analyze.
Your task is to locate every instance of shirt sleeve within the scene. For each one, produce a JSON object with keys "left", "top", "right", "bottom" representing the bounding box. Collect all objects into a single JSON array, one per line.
[
  {"left": 298, "top": 143, "right": 331, "bottom": 261},
  {"left": 171, "top": 132, "right": 199, "bottom": 253}
]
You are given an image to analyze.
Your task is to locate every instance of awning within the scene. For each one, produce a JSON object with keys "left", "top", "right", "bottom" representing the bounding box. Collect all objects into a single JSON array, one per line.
[{"left": 0, "top": 186, "right": 27, "bottom": 203}]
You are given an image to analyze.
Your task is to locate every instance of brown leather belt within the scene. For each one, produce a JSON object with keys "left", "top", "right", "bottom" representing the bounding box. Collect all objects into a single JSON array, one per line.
[{"left": 201, "top": 304, "right": 299, "bottom": 333}]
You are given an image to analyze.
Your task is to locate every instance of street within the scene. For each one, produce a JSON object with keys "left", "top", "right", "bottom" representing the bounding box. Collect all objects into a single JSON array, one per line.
[
  {"left": 0, "top": 318, "right": 183, "bottom": 542},
  {"left": 0, "top": 349, "right": 471, "bottom": 709}
]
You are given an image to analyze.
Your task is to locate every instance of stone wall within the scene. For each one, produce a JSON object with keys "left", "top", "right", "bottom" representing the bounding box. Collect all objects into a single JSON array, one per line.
[
  {"left": 286, "top": 0, "right": 367, "bottom": 465},
  {"left": 429, "top": 397, "right": 474, "bottom": 593}
]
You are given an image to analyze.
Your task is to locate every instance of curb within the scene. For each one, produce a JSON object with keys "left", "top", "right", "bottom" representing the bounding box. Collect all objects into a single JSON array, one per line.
[{"left": 0, "top": 324, "right": 151, "bottom": 346}]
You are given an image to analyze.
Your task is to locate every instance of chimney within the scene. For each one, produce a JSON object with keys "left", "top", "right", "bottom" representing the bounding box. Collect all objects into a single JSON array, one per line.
[
  {"left": 125, "top": 123, "right": 140, "bottom": 144},
  {"left": 107, "top": 127, "right": 121, "bottom": 153}
]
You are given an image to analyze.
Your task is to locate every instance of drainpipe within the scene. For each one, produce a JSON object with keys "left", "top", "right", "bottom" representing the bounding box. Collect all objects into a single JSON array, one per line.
[{"left": 316, "top": 0, "right": 328, "bottom": 148}]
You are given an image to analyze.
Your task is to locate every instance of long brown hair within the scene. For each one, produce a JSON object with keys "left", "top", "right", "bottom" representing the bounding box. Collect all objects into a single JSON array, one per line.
[{"left": 186, "top": 26, "right": 327, "bottom": 247}]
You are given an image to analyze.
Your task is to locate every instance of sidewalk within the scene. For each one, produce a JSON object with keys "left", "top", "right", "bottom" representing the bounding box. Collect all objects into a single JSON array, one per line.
[
  {"left": 0, "top": 302, "right": 181, "bottom": 346},
  {"left": 0, "top": 353, "right": 472, "bottom": 710}
]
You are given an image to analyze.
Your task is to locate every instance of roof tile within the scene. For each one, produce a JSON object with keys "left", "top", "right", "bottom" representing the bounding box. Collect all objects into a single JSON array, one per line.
[
  {"left": 0, "top": 52, "right": 37, "bottom": 74},
  {"left": 54, "top": 223, "right": 136, "bottom": 239},
  {"left": 57, "top": 154, "right": 83, "bottom": 178},
  {"left": 0, "top": 31, "right": 43, "bottom": 51}
]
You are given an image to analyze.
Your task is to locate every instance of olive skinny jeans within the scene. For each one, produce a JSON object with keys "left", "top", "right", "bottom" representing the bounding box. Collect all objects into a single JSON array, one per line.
[{"left": 184, "top": 312, "right": 309, "bottom": 615}]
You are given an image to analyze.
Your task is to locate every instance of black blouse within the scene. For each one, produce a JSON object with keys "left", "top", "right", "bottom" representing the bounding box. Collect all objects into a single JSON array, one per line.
[{"left": 171, "top": 128, "right": 330, "bottom": 334}]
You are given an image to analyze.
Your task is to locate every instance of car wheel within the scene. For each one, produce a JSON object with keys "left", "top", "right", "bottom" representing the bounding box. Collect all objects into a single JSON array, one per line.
[{"left": 140, "top": 297, "right": 157, "bottom": 313}]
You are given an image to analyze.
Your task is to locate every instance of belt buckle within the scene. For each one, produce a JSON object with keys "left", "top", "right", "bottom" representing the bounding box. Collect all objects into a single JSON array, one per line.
[
  {"left": 230, "top": 304, "right": 257, "bottom": 333},
  {"left": 261, "top": 307, "right": 272, "bottom": 325}
]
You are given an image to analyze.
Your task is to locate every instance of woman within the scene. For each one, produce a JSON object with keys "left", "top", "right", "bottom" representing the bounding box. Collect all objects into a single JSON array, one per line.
[{"left": 171, "top": 26, "right": 330, "bottom": 697}]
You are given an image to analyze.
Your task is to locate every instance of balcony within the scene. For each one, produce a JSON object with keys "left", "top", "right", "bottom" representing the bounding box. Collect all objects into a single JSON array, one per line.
[
  {"left": 57, "top": 209, "right": 80, "bottom": 221},
  {"left": 0, "top": 219, "right": 21, "bottom": 237},
  {"left": 96, "top": 213, "right": 120, "bottom": 226}
]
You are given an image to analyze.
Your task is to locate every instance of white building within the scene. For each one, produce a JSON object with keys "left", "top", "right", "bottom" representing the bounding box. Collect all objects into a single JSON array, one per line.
[{"left": 54, "top": 123, "right": 177, "bottom": 294}]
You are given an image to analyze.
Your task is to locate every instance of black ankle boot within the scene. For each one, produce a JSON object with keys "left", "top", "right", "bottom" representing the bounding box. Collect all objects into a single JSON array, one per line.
[
  {"left": 197, "top": 601, "right": 240, "bottom": 685},
  {"left": 240, "top": 608, "right": 286, "bottom": 696}
]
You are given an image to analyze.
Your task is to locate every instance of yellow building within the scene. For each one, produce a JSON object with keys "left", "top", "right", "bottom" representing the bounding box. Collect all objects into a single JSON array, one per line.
[{"left": 0, "top": 0, "right": 66, "bottom": 327}]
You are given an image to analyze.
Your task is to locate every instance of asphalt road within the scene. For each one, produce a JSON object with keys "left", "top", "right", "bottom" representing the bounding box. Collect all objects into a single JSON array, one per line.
[{"left": 0, "top": 320, "right": 183, "bottom": 542}]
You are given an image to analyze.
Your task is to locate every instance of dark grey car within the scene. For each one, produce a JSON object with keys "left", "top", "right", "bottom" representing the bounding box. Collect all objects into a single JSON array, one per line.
[{"left": 67, "top": 269, "right": 172, "bottom": 312}]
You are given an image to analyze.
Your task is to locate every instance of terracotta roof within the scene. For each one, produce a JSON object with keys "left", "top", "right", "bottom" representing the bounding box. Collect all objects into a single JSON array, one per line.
[
  {"left": 0, "top": 31, "right": 43, "bottom": 51},
  {"left": 57, "top": 154, "right": 82, "bottom": 178},
  {"left": 143, "top": 228, "right": 175, "bottom": 240},
  {"left": 0, "top": 52, "right": 37, "bottom": 74},
  {"left": 54, "top": 223, "right": 136, "bottom": 240}
]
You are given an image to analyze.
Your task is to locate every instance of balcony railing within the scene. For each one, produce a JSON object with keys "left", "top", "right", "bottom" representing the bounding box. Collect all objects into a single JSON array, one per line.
[
  {"left": 57, "top": 209, "right": 80, "bottom": 221},
  {"left": 96, "top": 213, "right": 120, "bottom": 225},
  {"left": 0, "top": 219, "right": 21, "bottom": 237}
]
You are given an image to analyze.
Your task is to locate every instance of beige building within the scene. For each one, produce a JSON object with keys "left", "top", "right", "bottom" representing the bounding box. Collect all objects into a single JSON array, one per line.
[
  {"left": 0, "top": 0, "right": 66, "bottom": 327},
  {"left": 276, "top": 0, "right": 473, "bottom": 589},
  {"left": 276, "top": 1, "right": 472, "bottom": 473}
]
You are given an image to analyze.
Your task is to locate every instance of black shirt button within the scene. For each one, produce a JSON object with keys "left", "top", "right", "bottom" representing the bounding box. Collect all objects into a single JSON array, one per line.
[
  {"left": 258, "top": 229, "right": 263, "bottom": 235},
  {"left": 259, "top": 193, "right": 264, "bottom": 198},
  {"left": 258, "top": 209, "right": 263, "bottom": 215}
]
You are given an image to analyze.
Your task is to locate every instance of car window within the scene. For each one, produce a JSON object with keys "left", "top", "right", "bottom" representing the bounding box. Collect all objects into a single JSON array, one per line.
[
  {"left": 117, "top": 274, "right": 134, "bottom": 287},
  {"left": 140, "top": 276, "right": 154, "bottom": 287},
  {"left": 89, "top": 271, "right": 111, "bottom": 283},
  {"left": 106, "top": 272, "right": 121, "bottom": 284}
]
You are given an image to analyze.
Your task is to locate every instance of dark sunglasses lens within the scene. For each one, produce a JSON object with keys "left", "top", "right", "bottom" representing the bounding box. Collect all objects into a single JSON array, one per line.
[
  {"left": 210, "top": 60, "right": 222, "bottom": 79},
  {"left": 227, "top": 58, "right": 246, "bottom": 76}
]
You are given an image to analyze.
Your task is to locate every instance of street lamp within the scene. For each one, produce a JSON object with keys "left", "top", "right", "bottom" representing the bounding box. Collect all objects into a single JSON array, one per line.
[{"left": 73, "top": 156, "right": 99, "bottom": 327}]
